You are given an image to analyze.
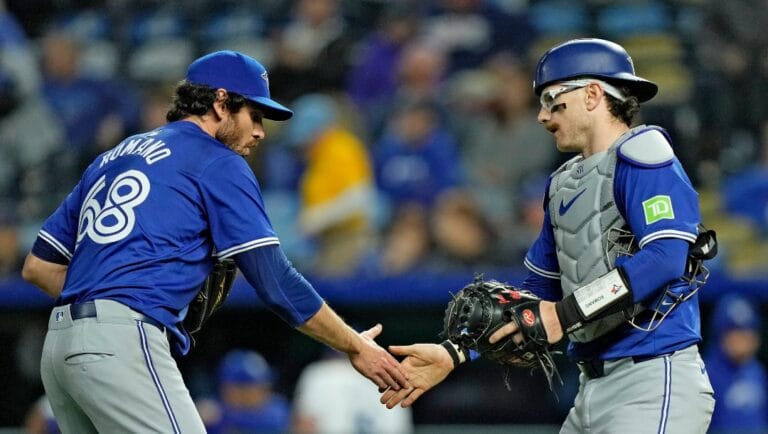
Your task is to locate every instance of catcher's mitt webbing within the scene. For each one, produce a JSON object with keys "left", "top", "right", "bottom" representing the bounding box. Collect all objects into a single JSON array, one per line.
[
  {"left": 556, "top": 267, "right": 633, "bottom": 334},
  {"left": 442, "top": 276, "right": 562, "bottom": 393}
]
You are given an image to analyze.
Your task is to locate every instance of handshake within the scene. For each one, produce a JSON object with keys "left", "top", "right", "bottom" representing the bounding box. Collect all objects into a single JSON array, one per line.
[{"left": 355, "top": 278, "right": 565, "bottom": 409}]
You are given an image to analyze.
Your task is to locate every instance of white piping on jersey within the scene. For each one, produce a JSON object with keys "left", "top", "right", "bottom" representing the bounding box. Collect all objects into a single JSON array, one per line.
[
  {"left": 38, "top": 230, "right": 73, "bottom": 260},
  {"left": 217, "top": 236, "right": 280, "bottom": 259},
  {"left": 524, "top": 257, "right": 561, "bottom": 280},
  {"left": 639, "top": 230, "right": 697, "bottom": 249}
]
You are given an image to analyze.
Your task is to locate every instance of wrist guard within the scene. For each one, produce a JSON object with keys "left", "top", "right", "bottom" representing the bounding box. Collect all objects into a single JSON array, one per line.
[{"left": 556, "top": 267, "right": 633, "bottom": 334}]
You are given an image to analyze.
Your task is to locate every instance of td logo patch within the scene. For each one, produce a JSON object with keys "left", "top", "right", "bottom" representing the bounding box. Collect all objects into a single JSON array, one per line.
[{"left": 642, "top": 195, "right": 674, "bottom": 224}]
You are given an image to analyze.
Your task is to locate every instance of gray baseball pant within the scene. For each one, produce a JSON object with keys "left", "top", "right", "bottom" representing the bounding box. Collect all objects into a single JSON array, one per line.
[
  {"left": 40, "top": 299, "right": 205, "bottom": 433},
  {"left": 561, "top": 345, "right": 715, "bottom": 434}
]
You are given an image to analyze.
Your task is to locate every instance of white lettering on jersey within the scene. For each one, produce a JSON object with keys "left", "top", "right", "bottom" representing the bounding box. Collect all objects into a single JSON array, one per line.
[
  {"left": 77, "top": 170, "right": 151, "bottom": 245},
  {"left": 99, "top": 134, "right": 171, "bottom": 168}
]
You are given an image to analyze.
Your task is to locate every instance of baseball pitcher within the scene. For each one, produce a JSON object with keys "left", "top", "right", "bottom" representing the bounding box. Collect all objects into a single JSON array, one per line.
[{"left": 22, "top": 50, "right": 408, "bottom": 433}]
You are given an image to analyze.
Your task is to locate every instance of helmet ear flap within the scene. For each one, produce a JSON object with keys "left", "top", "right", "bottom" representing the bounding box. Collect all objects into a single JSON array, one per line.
[{"left": 533, "top": 38, "right": 658, "bottom": 102}]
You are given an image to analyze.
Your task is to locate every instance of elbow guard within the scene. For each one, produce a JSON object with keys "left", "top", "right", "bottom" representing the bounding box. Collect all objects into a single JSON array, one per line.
[{"left": 555, "top": 268, "right": 634, "bottom": 334}]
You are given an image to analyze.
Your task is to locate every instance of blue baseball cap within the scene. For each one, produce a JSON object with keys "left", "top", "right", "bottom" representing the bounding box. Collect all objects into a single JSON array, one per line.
[
  {"left": 186, "top": 50, "right": 293, "bottom": 121},
  {"left": 711, "top": 296, "right": 761, "bottom": 339},
  {"left": 218, "top": 349, "right": 274, "bottom": 385}
]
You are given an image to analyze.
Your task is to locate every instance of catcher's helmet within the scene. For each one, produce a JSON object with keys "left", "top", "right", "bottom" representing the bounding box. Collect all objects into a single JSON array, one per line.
[{"left": 533, "top": 38, "right": 658, "bottom": 102}]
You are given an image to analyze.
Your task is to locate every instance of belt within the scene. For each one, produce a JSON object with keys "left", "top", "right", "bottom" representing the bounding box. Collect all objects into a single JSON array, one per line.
[
  {"left": 577, "top": 353, "right": 673, "bottom": 379},
  {"left": 70, "top": 301, "right": 164, "bottom": 331}
]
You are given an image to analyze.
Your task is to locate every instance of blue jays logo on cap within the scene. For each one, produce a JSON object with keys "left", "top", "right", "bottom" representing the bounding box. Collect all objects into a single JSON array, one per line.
[
  {"left": 186, "top": 50, "right": 292, "bottom": 121},
  {"left": 55, "top": 311, "right": 64, "bottom": 322}
]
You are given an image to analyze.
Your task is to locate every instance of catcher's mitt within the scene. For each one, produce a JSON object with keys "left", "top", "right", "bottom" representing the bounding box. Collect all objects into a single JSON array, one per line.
[
  {"left": 183, "top": 259, "right": 237, "bottom": 343},
  {"left": 442, "top": 276, "right": 561, "bottom": 391}
]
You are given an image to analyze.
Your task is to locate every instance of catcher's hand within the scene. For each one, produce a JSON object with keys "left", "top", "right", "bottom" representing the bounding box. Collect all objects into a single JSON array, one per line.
[
  {"left": 380, "top": 343, "right": 455, "bottom": 409},
  {"left": 442, "top": 276, "right": 562, "bottom": 390}
]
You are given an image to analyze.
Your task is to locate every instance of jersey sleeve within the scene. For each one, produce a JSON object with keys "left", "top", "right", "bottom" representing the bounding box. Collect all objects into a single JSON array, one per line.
[
  {"left": 36, "top": 179, "right": 86, "bottom": 262},
  {"left": 614, "top": 158, "right": 700, "bottom": 248},
  {"left": 200, "top": 156, "right": 279, "bottom": 259}
]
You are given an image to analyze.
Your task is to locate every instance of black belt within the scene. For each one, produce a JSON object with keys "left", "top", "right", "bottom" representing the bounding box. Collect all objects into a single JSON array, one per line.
[
  {"left": 577, "top": 353, "right": 673, "bottom": 379},
  {"left": 70, "top": 301, "right": 164, "bottom": 331}
]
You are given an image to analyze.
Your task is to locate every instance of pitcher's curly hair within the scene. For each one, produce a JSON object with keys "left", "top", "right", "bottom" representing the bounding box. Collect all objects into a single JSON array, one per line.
[{"left": 166, "top": 80, "right": 248, "bottom": 122}]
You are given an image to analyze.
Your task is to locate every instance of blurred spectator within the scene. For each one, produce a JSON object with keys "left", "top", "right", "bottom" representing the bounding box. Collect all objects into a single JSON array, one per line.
[
  {"left": 504, "top": 173, "right": 549, "bottom": 262},
  {"left": 198, "top": 349, "right": 291, "bottom": 434},
  {"left": 453, "top": 52, "right": 556, "bottom": 233},
  {"left": 293, "top": 349, "right": 413, "bottom": 434},
  {"left": 0, "top": 218, "right": 19, "bottom": 277},
  {"left": 704, "top": 296, "right": 768, "bottom": 434},
  {"left": 373, "top": 99, "right": 463, "bottom": 208},
  {"left": 0, "top": 1, "right": 41, "bottom": 95},
  {"left": 139, "top": 83, "right": 174, "bottom": 131},
  {"left": 429, "top": 188, "right": 508, "bottom": 270},
  {"left": 692, "top": 0, "right": 768, "bottom": 173},
  {"left": 721, "top": 120, "right": 768, "bottom": 239},
  {"left": 39, "top": 30, "right": 141, "bottom": 163},
  {"left": 358, "top": 202, "right": 432, "bottom": 276},
  {"left": 421, "top": 0, "right": 535, "bottom": 73},
  {"left": 345, "top": 4, "right": 420, "bottom": 111},
  {"left": 282, "top": 93, "right": 376, "bottom": 276},
  {"left": 365, "top": 40, "right": 450, "bottom": 139},
  {"left": 269, "top": 0, "right": 359, "bottom": 102},
  {"left": 0, "top": 6, "right": 65, "bottom": 276},
  {"left": 23, "top": 395, "right": 59, "bottom": 434},
  {"left": 395, "top": 41, "right": 448, "bottom": 103}
]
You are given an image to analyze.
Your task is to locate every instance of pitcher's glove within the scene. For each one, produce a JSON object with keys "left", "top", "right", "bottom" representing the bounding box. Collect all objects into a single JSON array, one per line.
[
  {"left": 442, "top": 276, "right": 561, "bottom": 391},
  {"left": 183, "top": 259, "right": 238, "bottom": 343}
]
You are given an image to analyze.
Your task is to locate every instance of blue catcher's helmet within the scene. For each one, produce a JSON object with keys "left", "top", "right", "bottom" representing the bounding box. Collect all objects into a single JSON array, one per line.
[{"left": 533, "top": 38, "right": 658, "bottom": 102}]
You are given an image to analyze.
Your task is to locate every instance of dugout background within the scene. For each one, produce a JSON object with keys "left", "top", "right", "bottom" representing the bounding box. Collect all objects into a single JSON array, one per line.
[{"left": 1, "top": 300, "right": 766, "bottom": 428}]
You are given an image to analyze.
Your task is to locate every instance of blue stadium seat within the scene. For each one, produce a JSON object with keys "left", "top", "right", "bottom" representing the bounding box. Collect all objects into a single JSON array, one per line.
[
  {"left": 596, "top": 2, "right": 671, "bottom": 38},
  {"left": 52, "top": 10, "right": 118, "bottom": 78},
  {"left": 198, "top": 8, "right": 273, "bottom": 66},
  {"left": 198, "top": 8, "right": 265, "bottom": 43},
  {"left": 125, "top": 9, "right": 194, "bottom": 82},
  {"left": 529, "top": 1, "right": 590, "bottom": 36}
]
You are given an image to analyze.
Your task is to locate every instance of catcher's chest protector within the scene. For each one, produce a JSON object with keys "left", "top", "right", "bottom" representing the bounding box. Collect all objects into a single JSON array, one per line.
[{"left": 548, "top": 127, "right": 650, "bottom": 342}]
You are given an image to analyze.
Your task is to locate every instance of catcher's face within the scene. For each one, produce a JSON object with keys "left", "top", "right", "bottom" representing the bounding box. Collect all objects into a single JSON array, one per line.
[
  {"left": 217, "top": 104, "right": 265, "bottom": 157},
  {"left": 537, "top": 83, "right": 592, "bottom": 155}
]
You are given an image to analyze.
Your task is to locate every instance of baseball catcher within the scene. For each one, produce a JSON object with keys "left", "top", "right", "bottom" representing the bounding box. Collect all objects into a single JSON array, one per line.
[
  {"left": 184, "top": 258, "right": 238, "bottom": 344},
  {"left": 441, "top": 276, "right": 562, "bottom": 392}
]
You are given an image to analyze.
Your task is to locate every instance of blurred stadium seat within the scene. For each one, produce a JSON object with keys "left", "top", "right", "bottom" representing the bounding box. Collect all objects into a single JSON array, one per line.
[
  {"left": 529, "top": 1, "right": 590, "bottom": 36},
  {"left": 125, "top": 9, "right": 194, "bottom": 82},
  {"left": 52, "top": 9, "right": 118, "bottom": 78},
  {"left": 596, "top": 2, "right": 672, "bottom": 38},
  {"left": 198, "top": 8, "right": 274, "bottom": 67},
  {"left": 593, "top": 2, "right": 692, "bottom": 106}
]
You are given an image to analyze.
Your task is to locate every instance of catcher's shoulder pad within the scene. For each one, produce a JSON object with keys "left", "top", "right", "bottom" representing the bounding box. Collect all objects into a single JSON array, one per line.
[{"left": 617, "top": 126, "right": 674, "bottom": 168}]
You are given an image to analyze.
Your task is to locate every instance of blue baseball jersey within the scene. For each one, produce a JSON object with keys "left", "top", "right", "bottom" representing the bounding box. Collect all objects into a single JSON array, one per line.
[
  {"left": 524, "top": 153, "right": 702, "bottom": 360},
  {"left": 38, "top": 121, "right": 279, "bottom": 354}
]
